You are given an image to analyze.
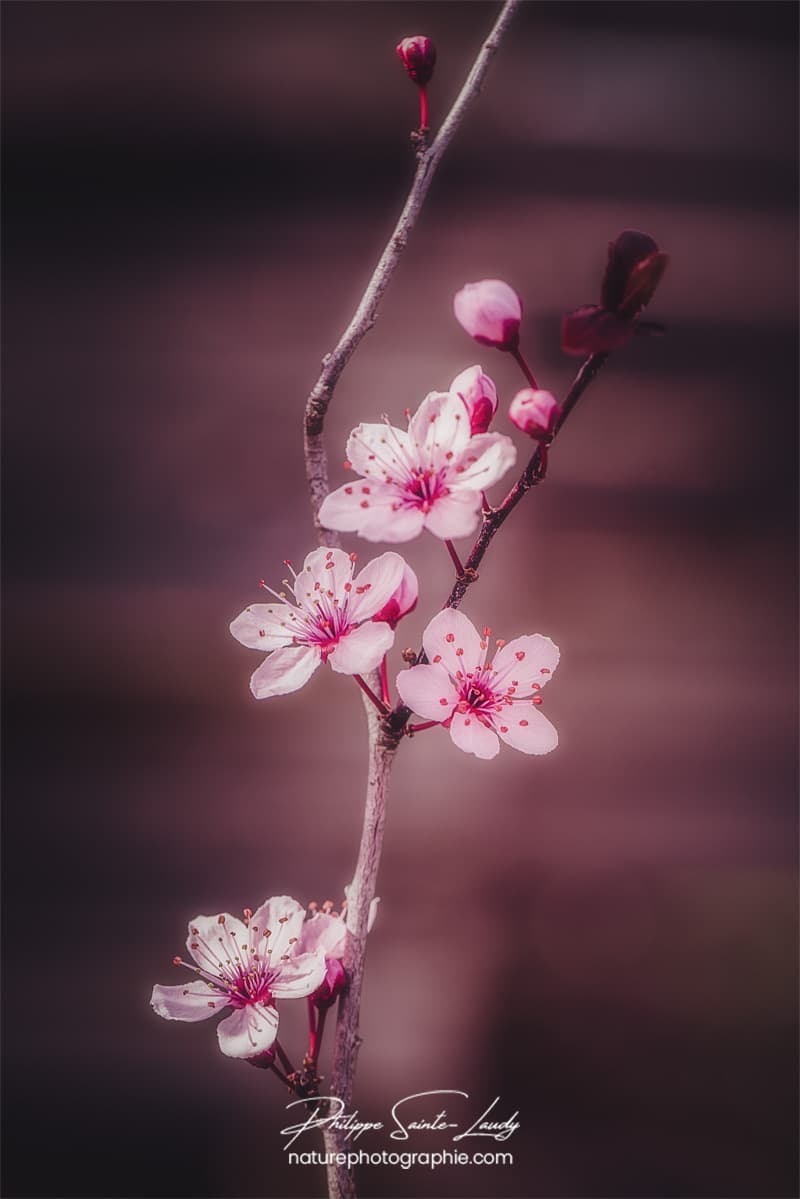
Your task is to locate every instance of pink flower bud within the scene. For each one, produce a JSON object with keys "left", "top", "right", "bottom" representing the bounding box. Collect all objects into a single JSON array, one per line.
[
  {"left": 449, "top": 365, "right": 498, "bottom": 434},
  {"left": 508, "top": 389, "right": 561, "bottom": 439},
  {"left": 396, "top": 36, "right": 436, "bottom": 86},
  {"left": 453, "top": 280, "right": 522, "bottom": 351},
  {"left": 371, "top": 561, "right": 418, "bottom": 629},
  {"left": 560, "top": 305, "right": 636, "bottom": 357}
]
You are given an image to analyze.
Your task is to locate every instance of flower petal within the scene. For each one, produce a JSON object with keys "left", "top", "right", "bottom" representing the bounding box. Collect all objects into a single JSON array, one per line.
[
  {"left": 217, "top": 1002, "right": 279, "bottom": 1059},
  {"left": 319, "top": 482, "right": 425, "bottom": 543},
  {"left": 328, "top": 621, "right": 394, "bottom": 675},
  {"left": 293, "top": 547, "right": 354, "bottom": 608},
  {"left": 421, "top": 608, "right": 483, "bottom": 678},
  {"left": 229, "top": 603, "right": 297, "bottom": 651},
  {"left": 396, "top": 663, "right": 458, "bottom": 721},
  {"left": 151, "top": 981, "right": 229, "bottom": 1022},
  {"left": 449, "top": 432, "right": 517, "bottom": 491},
  {"left": 347, "top": 552, "right": 408, "bottom": 622},
  {"left": 270, "top": 949, "right": 327, "bottom": 999},
  {"left": 249, "top": 646, "right": 320, "bottom": 699},
  {"left": 297, "top": 912, "right": 347, "bottom": 959},
  {"left": 449, "top": 711, "right": 500, "bottom": 759},
  {"left": 248, "top": 895, "right": 306, "bottom": 959},
  {"left": 409, "top": 392, "right": 471, "bottom": 467},
  {"left": 422, "top": 490, "right": 482, "bottom": 540},
  {"left": 346, "top": 422, "right": 415, "bottom": 483},
  {"left": 495, "top": 707, "right": 558, "bottom": 755},
  {"left": 491, "top": 634, "right": 560, "bottom": 695},
  {"left": 186, "top": 912, "right": 249, "bottom": 971}
]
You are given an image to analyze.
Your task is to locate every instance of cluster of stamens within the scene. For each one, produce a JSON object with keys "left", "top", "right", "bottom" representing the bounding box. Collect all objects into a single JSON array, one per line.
[
  {"left": 171, "top": 910, "right": 297, "bottom": 1010},
  {"left": 254, "top": 551, "right": 372, "bottom": 656}
]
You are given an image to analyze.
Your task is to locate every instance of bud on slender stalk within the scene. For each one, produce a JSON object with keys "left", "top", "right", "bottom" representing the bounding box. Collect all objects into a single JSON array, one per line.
[
  {"left": 508, "top": 389, "right": 561, "bottom": 440},
  {"left": 396, "top": 36, "right": 436, "bottom": 86},
  {"left": 453, "top": 280, "right": 523, "bottom": 351},
  {"left": 449, "top": 364, "right": 498, "bottom": 434},
  {"left": 371, "top": 561, "right": 418, "bottom": 629}
]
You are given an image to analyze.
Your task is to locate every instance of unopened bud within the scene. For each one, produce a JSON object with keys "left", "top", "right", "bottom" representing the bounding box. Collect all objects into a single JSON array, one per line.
[
  {"left": 449, "top": 365, "right": 498, "bottom": 434},
  {"left": 396, "top": 36, "right": 437, "bottom": 87},
  {"left": 453, "top": 280, "right": 522, "bottom": 351},
  {"left": 508, "top": 389, "right": 561, "bottom": 439}
]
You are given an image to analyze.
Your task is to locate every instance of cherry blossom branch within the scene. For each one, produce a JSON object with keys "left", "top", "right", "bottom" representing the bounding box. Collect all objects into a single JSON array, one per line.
[
  {"left": 303, "top": 0, "right": 521, "bottom": 540},
  {"left": 386, "top": 350, "right": 610, "bottom": 736}
]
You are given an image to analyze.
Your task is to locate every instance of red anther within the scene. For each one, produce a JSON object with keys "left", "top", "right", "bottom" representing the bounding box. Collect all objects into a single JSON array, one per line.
[
  {"left": 533, "top": 697, "right": 543, "bottom": 705},
  {"left": 217, "top": 914, "right": 226, "bottom": 924},
  {"left": 344, "top": 582, "right": 352, "bottom": 592},
  {"left": 349, "top": 553, "right": 358, "bottom": 561},
  {"left": 433, "top": 654, "right": 442, "bottom": 663},
  {"left": 258, "top": 629, "right": 266, "bottom": 638},
  {"left": 325, "top": 551, "right": 333, "bottom": 559},
  {"left": 360, "top": 500, "right": 369, "bottom": 508},
  {"left": 516, "top": 651, "right": 525, "bottom": 661},
  {"left": 446, "top": 633, "right": 455, "bottom": 643},
  {"left": 500, "top": 725, "right": 509, "bottom": 733},
  {"left": 456, "top": 647, "right": 464, "bottom": 656},
  {"left": 496, "top": 639, "right": 506, "bottom": 648},
  {"left": 343, "top": 460, "right": 352, "bottom": 470},
  {"left": 258, "top": 579, "right": 266, "bottom": 589},
  {"left": 540, "top": 667, "right": 551, "bottom": 674},
  {"left": 172, "top": 956, "right": 182, "bottom": 966},
  {"left": 362, "top": 486, "right": 371, "bottom": 495},
  {"left": 519, "top": 719, "right": 529, "bottom": 727},
  {"left": 191, "top": 927, "right": 199, "bottom": 935},
  {"left": 483, "top": 626, "right": 491, "bottom": 638},
  {"left": 439, "top": 697, "right": 449, "bottom": 706},
  {"left": 344, "top": 486, "right": 353, "bottom": 495},
  {"left": 282, "top": 560, "right": 292, "bottom": 568},
  {"left": 404, "top": 407, "right": 412, "bottom": 420}
]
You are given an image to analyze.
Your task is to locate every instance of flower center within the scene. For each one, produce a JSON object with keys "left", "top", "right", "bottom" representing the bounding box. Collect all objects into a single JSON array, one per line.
[{"left": 404, "top": 468, "right": 448, "bottom": 513}]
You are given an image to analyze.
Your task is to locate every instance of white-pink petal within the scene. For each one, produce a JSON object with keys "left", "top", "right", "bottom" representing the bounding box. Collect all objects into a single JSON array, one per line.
[
  {"left": 229, "top": 604, "right": 296, "bottom": 651},
  {"left": 216, "top": 1002, "right": 279, "bottom": 1059},
  {"left": 449, "top": 432, "right": 517, "bottom": 491},
  {"left": 491, "top": 634, "right": 560, "bottom": 695},
  {"left": 186, "top": 912, "right": 249, "bottom": 970},
  {"left": 249, "top": 645, "right": 320, "bottom": 699},
  {"left": 494, "top": 707, "right": 558, "bottom": 755},
  {"left": 449, "top": 711, "right": 500, "bottom": 759},
  {"left": 248, "top": 896, "right": 306, "bottom": 958},
  {"left": 346, "top": 552, "right": 408, "bottom": 623},
  {"left": 421, "top": 608, "right": 484, "bottom": 678},
  {"left": 408, "top": 391, "right": 471, "bottom": 466},
  {"left": 270, "top": 949, "right": 327, "bottom": 999},
  {"left": 151, "top": 981, "right": 229, "bottom": 1022},
  {"left": 396, "top": 663, "right": 458, "bottom": 722},
  {"left": 297, "top": 912, "right": 347, "bottom": 960},
  {"left": 422, "top": 490, "right": 482, "bottom": 540},
  {"left": 319, "top": 482, "right": 426, "bottom": 544},
  {"left": 327, "top": 620, "right": 394, "bottom": 675},
  {"left": 346, "top": 422, "right": 414, "bottom": 482},
  {"left": 293, "top": 546, "right": 353, "bottom": 608}
]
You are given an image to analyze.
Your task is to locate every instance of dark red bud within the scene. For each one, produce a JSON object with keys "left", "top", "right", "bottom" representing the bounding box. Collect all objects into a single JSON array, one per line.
[
  {"left": 396, "top": 36, "right": 436, "bottom": 86},
  {"left": 561, "top": 305, "right": 636, "bottom": 357}
]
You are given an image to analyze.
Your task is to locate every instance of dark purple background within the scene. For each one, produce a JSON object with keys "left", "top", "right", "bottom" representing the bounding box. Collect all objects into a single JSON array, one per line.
[{"left": 3, "top": 3, "right": 798, "bottom": 1197}]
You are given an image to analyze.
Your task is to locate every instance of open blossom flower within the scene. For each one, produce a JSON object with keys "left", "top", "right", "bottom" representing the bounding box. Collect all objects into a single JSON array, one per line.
[
  {"left": 150, "top": 896, "right": 326, "bottom": 1061},
  {"left": 453, "top": 280, "right": 522, "bottom": 350},
  {"left": 318, "top": 391, "right": 516, "bottom": 543},
  {"left": 450, "top": 365, "right": 498, "bottom": 435},
  {"left": 297, "top": 895, "right": 380, "bottom": 1009},
  {"left": 396, "top": 609, "right": 559, "bottom": 761},
  {"left": 230, "top": 547, "right": 412, "bottom": 698}
]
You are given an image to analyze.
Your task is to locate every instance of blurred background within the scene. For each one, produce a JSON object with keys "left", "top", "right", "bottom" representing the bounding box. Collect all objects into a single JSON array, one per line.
[{"left": 2, "top": 2, "right": 797, "bottom": 1197}]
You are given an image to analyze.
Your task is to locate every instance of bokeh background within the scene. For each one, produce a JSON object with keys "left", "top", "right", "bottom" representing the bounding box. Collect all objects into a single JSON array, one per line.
[{"left": 3, "top": 3, "right": 798, "bottom": 1197}]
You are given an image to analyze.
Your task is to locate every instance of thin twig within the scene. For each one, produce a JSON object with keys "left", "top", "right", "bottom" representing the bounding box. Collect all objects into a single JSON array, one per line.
[{"left": 304, "top": 0, "right": 522, "bottom": 542}]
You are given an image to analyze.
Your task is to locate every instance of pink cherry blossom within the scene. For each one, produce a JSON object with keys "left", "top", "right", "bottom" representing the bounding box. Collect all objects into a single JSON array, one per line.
[
  {"left": 449, "top": 365, "right": 498, "bottom": 435},
  {"left": 508, "top": 388, "right": 562, "bottom": 439},
  {"left": 297, "top": 894, "right": 380, "bottom": 1009},
  {"left": 150, "top": 896, "right": 326, "bottom": 1061},
  {"left": 396, "top": 608, "right": 559, "bottom": 761},
  {"left": 453, "top": 280, "right": 522, "bottom": 350},
  {"left": 230, "top": 547, "right": 413, "bottom": 698},
  {"left": 318, "top": 392, "right": 516, "bottom": 544}
]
